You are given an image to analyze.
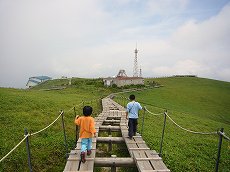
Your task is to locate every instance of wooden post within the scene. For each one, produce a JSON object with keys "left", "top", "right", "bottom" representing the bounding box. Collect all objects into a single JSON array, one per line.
[
  {"left": 25, "top": 129, "right": 32, "bottom": 172},
  {"left": 159, "top": 110, "right": 167, "bottom": 157},
  {"left": 215, "top": 128, "right": 224, "bottom": 172},
  {"left": 108, "top": 125, "right": 112, "bottom": 135},
  {"left": 74, "top": 107, "right": 79, "bottom": 145},
  {"left": 61, "top": 111, "right": 68, "bottom": 159},
  {"left": 108, "top": 135, "right": 112, "bottom": 151},
  {"left": 141, "top": 108, "right": 146, "bottom": 135},
  {"left": 111, "top": 155, "right": 117, "bottom": 172}
]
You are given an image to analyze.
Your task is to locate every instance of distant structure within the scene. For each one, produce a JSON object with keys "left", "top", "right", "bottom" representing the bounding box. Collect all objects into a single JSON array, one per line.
[
  {"left": 103, "top": 69, "right": 144, "bottom": 87},
  {"left": 139, "top": 66, "right": 142, "bottom": 77},
  {"left": 103, "top": 47, "right": 144, "bottom": 87},
  {"left": 173, "top": 75, "right": 197, "bottom": 77},
  {"left": 26, "top": 76, "right": 52, "bottom": 88},
  {"left": 117, "top": 69, "right": 127, "bottom": 77},
  {"left": 133, "top": 46, "right": 139, "bottom": 77}
]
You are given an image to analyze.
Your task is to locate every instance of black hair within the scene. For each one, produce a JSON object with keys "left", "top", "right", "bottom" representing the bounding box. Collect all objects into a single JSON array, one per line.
[
  {"left": 83, "top": 106, "right": 93, "bottom": 116},
  {"left": 129, "top": 94, "right": 135, "bottom": 100}
]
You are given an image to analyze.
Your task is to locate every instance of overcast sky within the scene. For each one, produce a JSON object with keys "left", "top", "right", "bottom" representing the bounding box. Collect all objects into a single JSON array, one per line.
[{"left": 0, "top": 0, "right": 230, "bottom": 88}]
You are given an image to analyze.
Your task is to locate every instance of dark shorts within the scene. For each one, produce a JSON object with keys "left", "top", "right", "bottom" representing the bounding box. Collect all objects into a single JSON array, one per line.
[{"left": 128, "top": 118, "right": 138, "bottom": 138}]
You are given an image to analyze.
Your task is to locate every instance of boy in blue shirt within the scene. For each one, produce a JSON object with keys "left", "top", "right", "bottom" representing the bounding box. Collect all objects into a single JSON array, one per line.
[{"left": 126, "top": 94, "right": 142, "bottom": 139}]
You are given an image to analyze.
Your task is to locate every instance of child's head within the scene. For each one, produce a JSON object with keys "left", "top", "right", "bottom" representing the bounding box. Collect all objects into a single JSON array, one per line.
[
  {"left": 129, "top": 94, "right": 135, "bottom": 101},
  {"left": 83, "top": 106, "right": 93, "bottom": 116}
]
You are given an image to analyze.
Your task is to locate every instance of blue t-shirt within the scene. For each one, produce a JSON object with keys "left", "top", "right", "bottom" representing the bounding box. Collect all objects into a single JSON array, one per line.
[{"left": 126, "top": 101, "right": 142, "bottom": 119}]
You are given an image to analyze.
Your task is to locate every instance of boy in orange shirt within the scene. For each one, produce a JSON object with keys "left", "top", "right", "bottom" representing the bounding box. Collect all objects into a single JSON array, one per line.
[{"left": 75, "top": 106, "right": 96, "bottom": 163}]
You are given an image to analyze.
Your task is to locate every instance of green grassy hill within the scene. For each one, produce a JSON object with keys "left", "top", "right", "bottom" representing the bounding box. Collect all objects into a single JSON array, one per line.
[
  {"left": 0, "top": 77, "right": 229, "bottom": 171},
  {"left": 115, "top": 77, "right": 230, "bottom": 172},
  {"left": 0, "top": 78, "right": 116, "bottom": 172}
]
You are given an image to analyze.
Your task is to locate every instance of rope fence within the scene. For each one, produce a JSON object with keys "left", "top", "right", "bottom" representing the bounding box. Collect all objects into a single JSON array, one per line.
[
  {"left": 0, "top": 134, "right": 29, "bottom": 163},
  {"left": 30, "top": 111, "right": 63, "bottom": 136},
  {"left": 0, "top": 98, "right": 102, "bottom": 165},
  {"left": 114, "top": 95, "right": 229, "bottom": 172},
  {"left": 141, "top": 105, "right": 229, "bottom": 172},
  {"left": 219, "top": 131, "right": 230, "bottom": 141},
  {"left": 1, "top": 94, "right": 229, "bottom": 172},
  {"left": 144, "top": 106, "right": 163, "bottom": 116},
  {"left": 165, "top": 112, "right": 218, "bottom": 135}
]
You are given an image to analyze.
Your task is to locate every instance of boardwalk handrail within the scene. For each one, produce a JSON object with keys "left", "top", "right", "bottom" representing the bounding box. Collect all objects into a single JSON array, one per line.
[
  {"left": 0, "top": 134, "right": 29, "bottom": 163},
  {"left": 114, "top": 96, "right": 229, "bottom": 171},
  {"left": 0, "top": 100, "right": 85, "bottom": 163}
]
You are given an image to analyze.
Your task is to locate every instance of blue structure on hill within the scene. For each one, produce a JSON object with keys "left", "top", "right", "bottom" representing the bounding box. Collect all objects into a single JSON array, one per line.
[{"left": 26, "top": 76, "right": 52, "bottom": 88}]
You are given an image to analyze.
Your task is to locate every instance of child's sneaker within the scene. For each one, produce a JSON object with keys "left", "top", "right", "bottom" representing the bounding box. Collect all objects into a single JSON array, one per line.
[
  {"left": 80, "top": 152, "right": 86, "bottom": 163},
  {"left": 87, "top": 150, "right": 92, "bottom": 156}
]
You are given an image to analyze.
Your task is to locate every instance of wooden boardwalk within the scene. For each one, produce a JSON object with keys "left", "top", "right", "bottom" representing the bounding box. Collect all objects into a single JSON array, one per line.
[{"left": 63, "top": 98, "right": 170, "bottom": 172}]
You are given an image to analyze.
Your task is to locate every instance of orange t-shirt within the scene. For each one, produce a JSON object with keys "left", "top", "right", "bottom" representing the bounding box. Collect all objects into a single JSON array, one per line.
[{"left": 75, "top": 116, "right": 96, "bottom": 138}]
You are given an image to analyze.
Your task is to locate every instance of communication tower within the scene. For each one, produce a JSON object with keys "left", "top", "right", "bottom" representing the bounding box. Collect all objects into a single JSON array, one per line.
[{"left": 133, "top": 47, "right": 139, "bottom": 77}]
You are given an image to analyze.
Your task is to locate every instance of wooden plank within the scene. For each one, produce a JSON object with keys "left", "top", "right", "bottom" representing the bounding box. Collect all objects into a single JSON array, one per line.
[
  {"left": 94, "top": 157, "right": 135, "bottom": 167},
  {"left": 63, "top": 150, "right": 81, "bottom": 171},
  {"left": 64, "top": 171, "right": 92, "bottom": 172},
  {"left": 142, "top": 170, "right": 170, "bottom": 172},
  {"left": 135, "top": 157, "right": 162, "bottom": 161},
  {"left": 129, "top": 148, "right": 150, "bottom": 150},
  {"left": 64, "top": 98, "right": 170, "bottom": 172},
  {"left": 68, "top": 158, "right": 94, "bottom": 161},
  {"left": 133, "top": 151, "right": 154, "bottom": 171},
  {"left": 145, "top": 150, "right": 170, "bottom": 171}
]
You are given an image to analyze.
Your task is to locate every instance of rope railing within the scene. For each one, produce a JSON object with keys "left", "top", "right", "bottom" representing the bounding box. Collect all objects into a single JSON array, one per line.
[
  {"left": 144, "top": 106, "right": 163, "bottom": 116},
  {"left": 141, "top": 103, "right": 229, "bottom": 172},
  {"left": 0, "top": 134, "right": 29, "bottom": 163},
  {"left": 219, "top": 131, "right": 230, "bottom": 141},
  {"left": 0, "top": 99, "right": 99, "bottom": 164},
  {"left": 144, "top": 107, "right": 218, "bottom": 135},
  {"left": 1, "top": 94, "right": 228, "bottom": 172},
  {"left": 0, "top": 111, "right": 64, "bottom": 163},
  {"left": 165, "top": 112, "right": 218, "bottom": 135},
  {"left": 30, "top": 111, "right": 64, "bottom": 136},
  {"left": 67, "top": 101, "right": 84, "bottom": 113}
]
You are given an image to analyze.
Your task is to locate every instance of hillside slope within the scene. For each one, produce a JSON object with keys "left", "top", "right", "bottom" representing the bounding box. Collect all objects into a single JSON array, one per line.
[
  {"left": 1, "top": 77, "right": 229, "bottom": 171},
  {"left": 115, "top": 77, "right": 230, "bottom": 172},
  {"left": 0, "top": 78, "right": 115, "bottom": 172}
]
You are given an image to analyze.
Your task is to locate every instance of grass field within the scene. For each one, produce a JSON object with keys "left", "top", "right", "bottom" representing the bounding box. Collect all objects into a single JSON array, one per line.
[
  {"left": 0, "top": 78, "right": 116, "bottom": 172},
  {"left": 115, "top": 77, "right": 230, "bottom": 172},
  {"left": 0, "top": 77, "right": 229, "bottom": 172}
]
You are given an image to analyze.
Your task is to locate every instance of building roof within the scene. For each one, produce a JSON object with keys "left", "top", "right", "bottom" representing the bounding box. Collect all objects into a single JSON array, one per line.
[
  {"left": 29, "top": 76, "right": 52, "bottom": 81},
  {"left": 28, "top": 79, "right": 40, "bottom": 84}
]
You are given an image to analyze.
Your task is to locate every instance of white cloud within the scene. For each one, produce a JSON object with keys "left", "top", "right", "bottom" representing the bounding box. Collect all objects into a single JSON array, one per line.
[
  {"left": 146, "top": 0, "right": 189, "bottom": 16},
  {"left": 0, "top": 0, "right": 230, "bottom": 88},
  {"left": 152, "top": 59, "right": 211, "bottom": 76}
]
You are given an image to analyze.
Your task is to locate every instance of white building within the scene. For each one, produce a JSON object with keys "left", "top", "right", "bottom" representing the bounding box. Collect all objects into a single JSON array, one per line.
[
  {"left": 26, "top": 76, "right": 52, "bottom": 88},
  {"left": 103, "top": 70, "right": 144, "bottom": 87}
]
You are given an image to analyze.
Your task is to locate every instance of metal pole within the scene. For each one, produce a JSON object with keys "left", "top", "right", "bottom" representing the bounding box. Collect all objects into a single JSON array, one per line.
[
  {"left": 141, "top": 108, "right": 146, "bottom": 135},
  {"left": 74, "top": 107, "right": 79, "bottom": 145},
  {"left": 215, "top": 128, "right": 224, "bottom": 172},
  {"left": 25, "top": 129, "right": 32, "bottom": 172},
  {"left": 159, "top": 110, "right": 167, "bottom": 157},
  {"left": 61, "top": 111, "right": 68, "bottom": 159}
]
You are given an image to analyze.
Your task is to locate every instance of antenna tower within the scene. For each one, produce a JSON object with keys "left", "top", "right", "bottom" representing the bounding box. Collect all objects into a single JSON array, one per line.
[
  {"left": 139, "top": 66, "right": 142, "bottom": 77},
  {"left": 133, "top": 46, "right": 139, "bottom": 77}
]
